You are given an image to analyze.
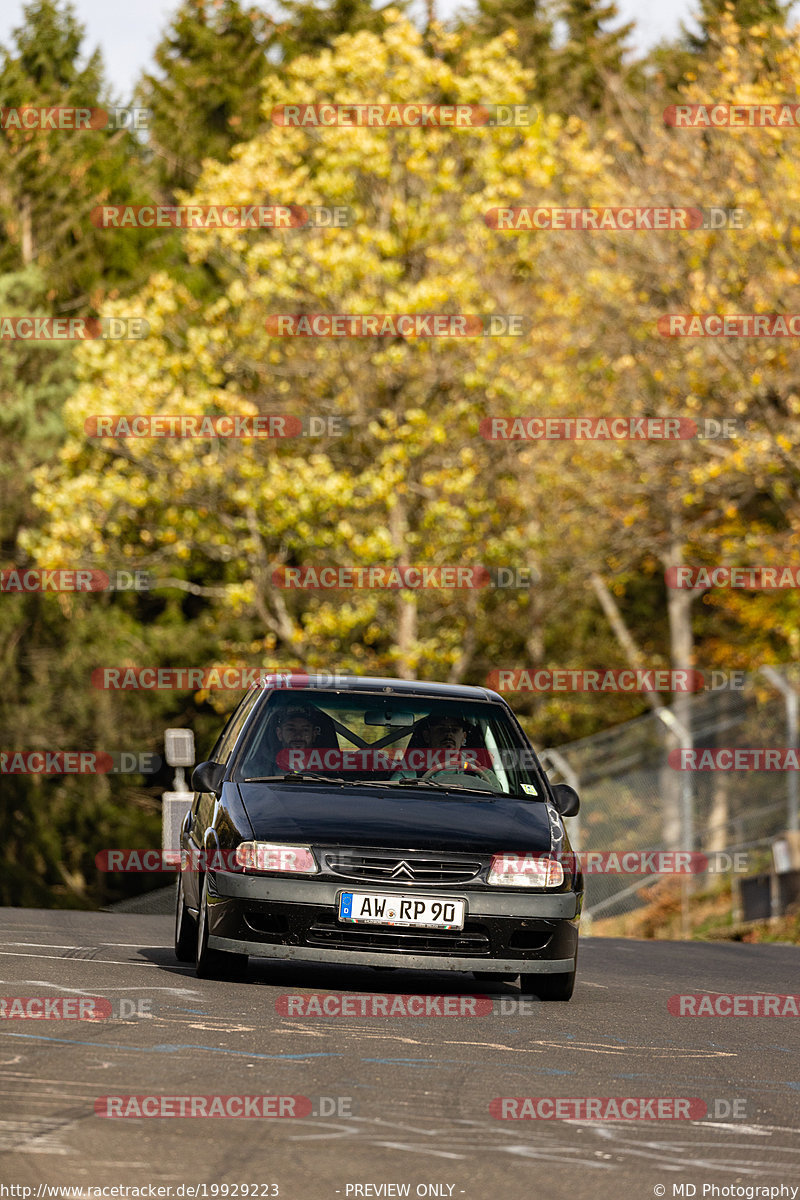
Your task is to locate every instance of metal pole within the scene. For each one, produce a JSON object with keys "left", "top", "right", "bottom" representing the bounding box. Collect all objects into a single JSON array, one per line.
[
  {"left": 759, "top": 667, "right": 799, "bottom": 834},
  {"left": 655, "top": 707, "right": 694, "bottom": 937},
  {"left": 654, "top": 707, "right": 694, "bottom": 854}
]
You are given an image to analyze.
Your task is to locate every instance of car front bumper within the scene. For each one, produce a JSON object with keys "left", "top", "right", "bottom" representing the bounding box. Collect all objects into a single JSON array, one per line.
[{"left": 202, "top": 869, "right": 581, "bottom": 974}]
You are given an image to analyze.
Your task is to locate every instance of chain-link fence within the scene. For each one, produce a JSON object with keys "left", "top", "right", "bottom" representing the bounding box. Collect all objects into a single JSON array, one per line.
[{"left": 538, "top": 666, "right": 800, "bottom": 921}]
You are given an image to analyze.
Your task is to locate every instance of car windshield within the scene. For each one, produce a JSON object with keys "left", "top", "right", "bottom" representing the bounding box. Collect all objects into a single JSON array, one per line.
[{"left": 231, "top": 692, "right": 545, "bottom": 798}]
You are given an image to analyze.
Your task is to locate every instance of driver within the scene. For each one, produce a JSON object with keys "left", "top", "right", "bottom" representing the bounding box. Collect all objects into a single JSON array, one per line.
[
  {"left": 393, "top": 714, "right": 500, "bottom": 788},
  {"left": 425, "top": 716, "right": 468, "bottom": 753}
]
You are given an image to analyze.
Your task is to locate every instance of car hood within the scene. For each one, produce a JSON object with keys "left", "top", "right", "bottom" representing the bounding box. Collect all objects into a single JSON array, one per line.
[{"left": 237, "top": 781, "right": 554, "bottom": 853}]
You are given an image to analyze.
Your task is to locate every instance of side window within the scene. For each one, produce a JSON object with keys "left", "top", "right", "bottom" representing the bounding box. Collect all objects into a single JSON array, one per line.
[
  {"left": 208, "top": 690, "right": 261, "bottom": 765},
  {"left": 193, "top": 691, "right": 262, "bottom": 825},
  {"left": 490, "top": 718, "right": 542, "bottom": 796}
]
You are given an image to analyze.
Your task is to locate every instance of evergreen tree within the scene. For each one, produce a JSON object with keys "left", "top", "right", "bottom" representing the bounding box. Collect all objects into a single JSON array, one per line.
[
  {"left": 137, "top": 0, "right": 274, "bottom": 199},
  {"left": 0, "top": 0, "right": 156, "bottom": 307},
  {"left": 683, "top": 0, "right": 790, "bottom": 52},
  {"left": 274, "top": 0, "right": 405, "bottom": 64},
  {"left": 555, "top": 0, "right": 637, "bottom": 111},
  {"left": 0, "top": 268, "right": 70, "bottom": 553},
  {"left": 649, "top": 0, "right": 792, "bottom": 95},
  {"left": 0, "top": 267, "right": 214, "bottom": 909}
]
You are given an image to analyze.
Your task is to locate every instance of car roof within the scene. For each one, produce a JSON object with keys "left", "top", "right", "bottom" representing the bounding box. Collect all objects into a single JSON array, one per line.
[{"left": 257, "top": 674, "right": 507, "bottom": 705}]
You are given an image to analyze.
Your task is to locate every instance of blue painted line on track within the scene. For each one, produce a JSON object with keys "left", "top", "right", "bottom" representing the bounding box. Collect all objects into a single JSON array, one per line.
[
  {"left": 0, "top": 1032, "right": 344, "bottom": 1060},
  {"left": 360, "top": 1057, "right": 476, "bottom": 1067}
]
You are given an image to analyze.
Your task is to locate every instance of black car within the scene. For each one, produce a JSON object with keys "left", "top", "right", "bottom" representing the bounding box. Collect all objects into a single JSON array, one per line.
[{"left": 175, "top": 675, "right": 583, "bottom": 1000}]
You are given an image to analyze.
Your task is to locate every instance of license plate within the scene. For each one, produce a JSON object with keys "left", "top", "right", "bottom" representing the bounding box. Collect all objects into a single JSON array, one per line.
[{"left": 338, "top": 891, "right": 465, "bottom": 930}]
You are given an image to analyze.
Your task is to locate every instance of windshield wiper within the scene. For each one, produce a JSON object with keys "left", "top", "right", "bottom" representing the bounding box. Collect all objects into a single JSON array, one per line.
[
  {"left": 241, "top": 773, "right": 504, "bottom": 794},
  {"left": 242, "top": 772, "right": 351, "bottom": 784},
  {"left": 389, "top": 777, "right": 498, "bottom": 796}
]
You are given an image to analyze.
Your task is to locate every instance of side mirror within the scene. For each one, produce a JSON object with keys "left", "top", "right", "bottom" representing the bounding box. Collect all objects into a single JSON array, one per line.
[
  {"left": 551, "top": 782, "right": 580, "bottom": 818},
  {"left": 191, "top": 760, "right": 225, "bottom": 796}
]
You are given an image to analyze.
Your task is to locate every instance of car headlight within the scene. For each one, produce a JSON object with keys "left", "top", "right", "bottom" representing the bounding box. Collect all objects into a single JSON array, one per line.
[
  {"left": 235, "top": 841, "right": 318, "bottom": 874},
  {"left": 487, "top": 853, "right": 564, "bottom": 888}
]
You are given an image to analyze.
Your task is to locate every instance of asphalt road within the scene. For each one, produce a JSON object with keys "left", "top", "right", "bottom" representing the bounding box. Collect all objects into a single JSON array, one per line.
[{"left": 0, "top": 902, "right": 798, "bottom": 1200}]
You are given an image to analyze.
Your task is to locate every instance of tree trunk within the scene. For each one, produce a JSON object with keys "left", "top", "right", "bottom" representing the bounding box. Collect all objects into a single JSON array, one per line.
[
  {"left": 21, "top": 196, "right": 34, "bottom": 265},
  {"left": 706, "top": 688, "right": 733, "bottom": 853},
  {"left": 589, "top": 569, "right": 683, "bottom": 848},
  {"left": 390, "top": 496, "right": 417, "bottom": 679},
  {"left": 664, "top": 538, "right": 695, "bottom": 851}
]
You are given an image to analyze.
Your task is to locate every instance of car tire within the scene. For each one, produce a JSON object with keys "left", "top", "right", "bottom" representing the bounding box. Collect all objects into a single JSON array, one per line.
[
  {"left": 174, "top": 872, "right": 196, "bottom": 963},
  {"left": 195, "top": 875, "right": 248, "bottom": 980},
  {"left": 519, "top": 962, "right": 576, "bottom": 1002}
]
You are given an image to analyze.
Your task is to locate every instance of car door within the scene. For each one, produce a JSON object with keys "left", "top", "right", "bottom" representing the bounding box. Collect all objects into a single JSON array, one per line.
[{"left": 183, "top": 689, "right": 261, "bottom": 909}]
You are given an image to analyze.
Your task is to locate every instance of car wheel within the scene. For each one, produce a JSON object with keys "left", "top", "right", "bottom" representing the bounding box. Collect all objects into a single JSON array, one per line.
[
  {"left": 174, "top": 872, "right": 196, "bottom": 962},
  {"left": 519, "top": 965, "right": 576, "bottom": 1002},
  {"left": 195, "top": 875, "right": 248, "bottom": 980}
]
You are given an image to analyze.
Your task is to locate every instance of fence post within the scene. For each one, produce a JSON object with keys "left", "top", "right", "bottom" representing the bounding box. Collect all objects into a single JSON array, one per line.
[
  {"left": 654, "top": 708, "right": 694, "bottom": 853},
  {"left": 758, "top": 667, "right": 799, "bottom": 834}
]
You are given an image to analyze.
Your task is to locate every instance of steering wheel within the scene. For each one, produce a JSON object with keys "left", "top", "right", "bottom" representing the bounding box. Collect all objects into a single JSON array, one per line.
[{"left": 420, "top": 762, "right": 499, "bottom": 788}]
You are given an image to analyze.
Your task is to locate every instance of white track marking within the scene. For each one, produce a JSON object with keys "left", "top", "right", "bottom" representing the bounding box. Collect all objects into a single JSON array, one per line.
[
  {"left": 20, "top": 980, "right": 201, "bottom": 996},
  {"left": 0, "top": 951, "right": 194, "bottom": 969}
]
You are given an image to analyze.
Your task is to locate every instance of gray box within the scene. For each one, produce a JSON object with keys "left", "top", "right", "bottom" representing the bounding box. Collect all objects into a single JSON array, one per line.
[{"left": 162, "top": 790, "right": 193, "bottom": 866}]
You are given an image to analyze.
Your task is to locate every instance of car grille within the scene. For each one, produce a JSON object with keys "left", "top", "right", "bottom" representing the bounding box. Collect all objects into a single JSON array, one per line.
[
  {"left": 322, "top": 850, "right": 483, "bottom": 885},
  {"left": 305, "top": 917, "right": 491, "bottom": 956}
]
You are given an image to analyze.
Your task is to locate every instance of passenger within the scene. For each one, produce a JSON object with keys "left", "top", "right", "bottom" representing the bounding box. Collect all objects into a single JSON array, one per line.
[{"left": 242, "top": 704, "right": 326, "bottom": 778}]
